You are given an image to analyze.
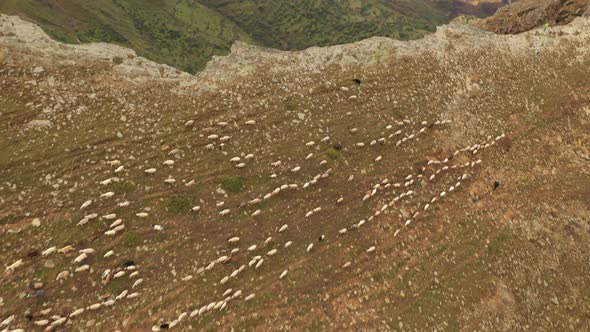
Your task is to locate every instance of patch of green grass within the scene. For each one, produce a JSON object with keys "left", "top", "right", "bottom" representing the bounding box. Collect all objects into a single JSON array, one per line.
[
  {"left": 488, "top": 230, "right": 510, "bottom": 255},
  {"left": 325, "top": 148, "right": 341, "bottom": 160},
  {"left": 166, "top": 196, "right": 192, "bottom": 213},
  {"left": 221, "top": 176, "right": 243, "bottom": 193},
  {"left": 121, "top": 231, "right": 141, "bottom": 247},
  {"left": 110, "top": 180, "right": 135, "bottom": 194}
]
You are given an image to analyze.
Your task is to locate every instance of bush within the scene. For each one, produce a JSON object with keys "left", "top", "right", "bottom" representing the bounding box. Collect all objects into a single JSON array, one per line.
[
  {"left": 166, "top": 196, "right": 192, "bottom": 213},
  {"left": 121, "top": 231, "right": 140, "bottom": 247},
  {"left": 326, "top": 148, "right": 341, "bottom": 160},
  {"left": 221, "top": 176, "right": 243, "bottom": 193}
]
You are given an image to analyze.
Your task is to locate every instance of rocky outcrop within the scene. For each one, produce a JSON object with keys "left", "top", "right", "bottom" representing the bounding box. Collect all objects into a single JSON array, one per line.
[{"left": 474, "top": 0, "right": 590, "bottom": 34}]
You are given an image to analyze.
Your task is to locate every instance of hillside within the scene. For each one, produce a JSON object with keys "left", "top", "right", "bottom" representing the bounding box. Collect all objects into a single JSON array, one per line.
[
  {"left": 0, "top": 0, "right": 509, "bottom": 73},
  {"left": 1, "top": 13, "right": 590, "bottom": 331},
  {"left": 474, "top": 0, "right": 590, "bottom": 33}
]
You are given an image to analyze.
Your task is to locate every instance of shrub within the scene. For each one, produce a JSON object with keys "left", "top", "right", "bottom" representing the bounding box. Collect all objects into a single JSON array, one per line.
[
  {"left": 166, "top": 196, "right": 192, "bottom": 213},
  {"left": 221, "top": 176, "right": 243, "bottom": 193},
  {"left": 326, "top": 148, "right": 341, "bottom": 160}
]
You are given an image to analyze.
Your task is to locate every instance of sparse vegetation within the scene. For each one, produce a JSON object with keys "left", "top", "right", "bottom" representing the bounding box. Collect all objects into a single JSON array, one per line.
[
  {"left": 121, "top": 231, "right": 140, "bottom": 247},
  {"left": 166, "top": 196, "right": 192, "bottom": 213},
  {"left": 221, "top": 176, "right": 244, "bottom": 193},
  {"left": 326, "top": 148, "right": 341, "bottom": 160}
]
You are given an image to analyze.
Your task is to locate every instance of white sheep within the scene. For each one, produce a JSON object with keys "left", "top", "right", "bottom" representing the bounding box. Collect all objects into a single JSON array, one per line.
[
  {"left": 80, "top": 200, "right": 92, "bottom": 210},
  {"left": 100, "top": 191, "right": 115, "bottom": 198},
  {"left": 219, "top": 209, "right": 230, "bottom": 216},
  {"left": 5, "top": 259, "right": 24, "bottom": 272},
  {"left": 153, "top": 225, "right": 164, "bottom": 231},
  {"left": 291, "top": 166, "right": 301, "bottom": 173},
  {"left": 252, "top": 209, "right": 261, "bottom": 217},
  {"left": 279, "top": 224, "right": 288, "bottom": 233},
  {"left": 247, "top": 245, "right": 257, "bottom": 251},
  {"left": 116, "top": 290, "right": 129, "bottom": 300},
  {"left": 75, "top": 265, "right": 89, "bottom": 272},
  {"left": 255, "top": 259, "right": 264, "bottom": 269},
  {"left": 104, "top": 250, "right": 115, "bottom": 258},
  {"left": 366, "top": 246, "right": 376, "bottom": 253},
  {"left": 245, "top": 293, "right": 255, "bottom": 301},
  {"left": 73, "top": 253, "right": 87, "bottom": 264},
  {"left": 284, "top": 241, "right": 292, "bottom": 248},
  {"left": 245, "top": 120, "right": 256, "bottom": 125},
  {"left": 306, "top": 243, "right": 314, "bottom": 252},
  {"left": 279, "top": 269, "right": 288, "bottom": 279},
  {"left": 228, "top": 237, "right": 240, "bottom": 243},
  {"left": 42, "top": 246, "right": 57, "bottom": 256}
]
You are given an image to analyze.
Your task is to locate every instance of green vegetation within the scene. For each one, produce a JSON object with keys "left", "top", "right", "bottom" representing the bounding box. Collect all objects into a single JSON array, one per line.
[
  {"left": 0, "top": 0, "right": 255, "bottom": 73},
  {"left": 110, "top": 180, "right": 135, "bottom": 194},
  {"left": 166, "top": 196, "right": 192, "bottom": 213},
  {"left": 0, "top": 0, "right": 471, "bottom": 73},
  {"left": 326, "top": 148, "right": 342, "bottom": 160},
  {"left": 221, "top": 176, "right": 244, "bottom": 193},
  {"left": 121, "top": 231, "right": 140, "bottom": 247}
]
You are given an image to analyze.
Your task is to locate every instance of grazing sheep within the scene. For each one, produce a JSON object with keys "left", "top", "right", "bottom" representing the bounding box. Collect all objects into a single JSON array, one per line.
[
  {"left": 245, "top": 120, "right": 256, "bottom": 125},
  {"left": 291, "top": 166, "right": 301, "bottom": 173},
  {"left": 153, "top": 225, "right": 164, "bottom": 231},
  {"left": 255, "top": 259, "right": 264, "bottom": 269},
  {"left": 104, "top": 250, "right": 115, "bottom": 258},
  {"left": 163, "top": 160, "right": 175, "bottom": 166},
  {"left": 306, "top": 243, "right": 314, "bottom": 252},
  {"left": 264, "top": 237, "right": 273, "bottom": 245},
  {"left": 5, "top": 259, "right": 24, "bottom": 272},
  {"left": 285, "top": 241, "right": 293, "bottom": 248},
  {"left": 366, "top": 246, "right": 376, "bottom": 253},
  {"left": 219, "top": 209, "right": 230, "bottom": 216},
  {"left": 279, "top": 224, "right": 288, "bottom": 233},
  {"left": 75, "top": 265, "right": 90, "bottom": 272},
  {"left": 267, "top": 249, "right": 278, "bottom": 256},
  {"left": 100, "top": 191, "right": 115, "bottom": 198},
  {"left": 42, "top": 246, "right": 57, "bottom": 256},
  {"left": 245, "top": 294, "right": 255, "bottom": 301},
  {"left": 305, "top": 141, "right": 315, "bottom": 147},
  {"left": 192, "top": 206, "right": 201, "bottom": 212},
  {"left": 339, "top": 228, "right": 347, "bottom": 234},
  {"left": 247, "top": 245, "right": 257, "bottom": 251},
  {"left": 80, "top": 200, "right": 92, "bottom": 210},
  {"left": 73, "top": 253, "right": 87, "bottom": 264},
  {"left": 228, "top": 237, "right": 240, "bottom": 243},
  {"left": 252, "top": 209, "right": 261, "bottom": 217},
  {"left": 144, "top": 168, "right": 157, "bottom": 174}
]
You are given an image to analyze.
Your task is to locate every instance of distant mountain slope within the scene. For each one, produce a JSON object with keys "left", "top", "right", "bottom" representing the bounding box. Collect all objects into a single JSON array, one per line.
[
  {"left": 0, "top": 0, "right": 511, "bottom": 73},
  {"left": 0, "top": 0, "right": 255, "bottom": 73}
]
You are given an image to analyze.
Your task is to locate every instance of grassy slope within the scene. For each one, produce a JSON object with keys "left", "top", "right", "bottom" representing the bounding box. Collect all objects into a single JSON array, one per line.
[
  {"left": 200, "top": 0, "right": 448, "bottom": 49},
  {"left": 0, "top": 0, "right": 256, "bottom": 73},
  {"left": 0, "top": 0, "right": 460, "bottom": 73}
]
